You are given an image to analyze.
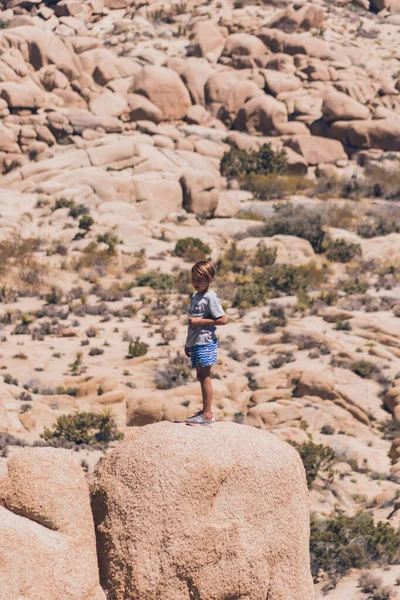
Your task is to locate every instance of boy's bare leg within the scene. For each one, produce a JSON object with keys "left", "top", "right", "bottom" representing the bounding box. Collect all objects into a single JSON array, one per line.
[{"left": 197, "top": 366, "right": 213, "bottom": 419}]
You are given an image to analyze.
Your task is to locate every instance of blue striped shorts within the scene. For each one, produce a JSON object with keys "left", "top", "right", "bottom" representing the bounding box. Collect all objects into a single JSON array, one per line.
[{"left": 190, "top": 339, "right": 218, "bottom": 368}]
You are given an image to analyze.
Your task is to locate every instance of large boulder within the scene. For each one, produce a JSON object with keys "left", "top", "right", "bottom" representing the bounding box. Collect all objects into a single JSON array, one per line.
[
  {"left": 261, "top": 68, "right": 302, "bottom": 96},
  {"left": 322, "top": 90, "right": 370, "bottom": 122},
  {"left": 133, "top": 175, "right": 183, "bottom": 221},
  {"left": 187, "top": 21, "right": 225, "bottom": 59},
  {"left": 0, "top": 81, "right": 46, "bottom": 109},
  {"left": 180, "top": 169, "right": 219, "bottom": 216},
  {"left": 133, "top": 66, "right": 192, "bottom": 121},
  {"left": 89, "top": 90, "right": 128, "bottom": 118},
  {"left": 347, "top": 118, "right": 400, "bottom": 150},
  {"left": 179, "top": 61, "right": 214, "bottom": 106},
  {"left": 0, "top": 447, "right": 105, "bottom": 600},
  {"left": 268, "top": 3, "right": 325, "bottom": 33},
  {"left": 220, "top": 33, "right": 269, "bottom": 68},
  {"left": 284, "top": 135, "right": 347, "bottom": 164},
  {"left": 127, "top": 93, "right": 163, "bottom": 123},
  {"left": 90, "top": 421, "right": 314, "bottom": 600},
  {"left": 0, "top": 27, "right": 79, "bottom": 79},
  {"left": 233, "top": 94, "right": 288, "bottom": 135}
]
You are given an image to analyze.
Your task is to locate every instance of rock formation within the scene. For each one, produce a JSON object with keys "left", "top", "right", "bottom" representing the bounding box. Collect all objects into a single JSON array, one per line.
[
  {"left": 0, "top": 447, "right": 105, "bottom": 600},
  {"left": 90, "top": 421, "right": 314, "bottom": 600}
]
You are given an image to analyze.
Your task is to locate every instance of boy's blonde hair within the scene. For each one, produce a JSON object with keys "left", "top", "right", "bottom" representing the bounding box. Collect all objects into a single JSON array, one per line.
[{"left": 191, "top": 260, "right": 216, "bottom": 282}]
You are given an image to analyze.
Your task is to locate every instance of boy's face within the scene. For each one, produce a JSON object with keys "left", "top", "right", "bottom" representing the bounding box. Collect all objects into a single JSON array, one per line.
[{"left": 191, "top": 274, "right": 210, "bottom": 293}]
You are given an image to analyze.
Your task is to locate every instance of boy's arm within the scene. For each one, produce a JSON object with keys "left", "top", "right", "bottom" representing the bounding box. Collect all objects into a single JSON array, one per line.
[{"left": 189, "top": 316, "right": 227, "bottom": 327}]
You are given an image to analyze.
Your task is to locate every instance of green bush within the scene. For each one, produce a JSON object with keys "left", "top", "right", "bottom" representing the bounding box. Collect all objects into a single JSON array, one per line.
[
  {"left": 54, "top": 197, "right": 74, "bottom": 211},
  {"left": 69, "top": 203, "right": 88, "bottom": 219},
  {"left": 79, "top": 215, "right": 94, "bottom": 231},
  {"left": 41, "top": 410, "right": 123, "bottom": 446},
  {"left": 253, "top": 241, "right": 277, "bottom": 267},
  {"left": 243, "top": 173, "right": 311, "bottom": 201},
  {"left": 342, "top": 277, "right": 368, "bottom": 295},
  {"left": 258, "top": 304, "right": 287, "bottom": 333},
  {"left": 263, "top": 203, "right": 326, "bottom": 253},
  {"left": 97, "top": 232, "right": 119, "bottom": 253},
  {"left": 220, "top": 143, "right": 288, "bottom": 180},
  {"left": 233, "top": 283, "right": 267, "bottom": 309},
  {"left": 154, "top": 352, "right": 192, "bottom": 389},
  {"left": 263, "top": 262, "right": 325, "bottom": 296},
  {"left": 232, "top": 263, "right": 325, "bottom": 308},
  {"left": 45, "top": 286, "right": 63, "bottom": 305},
  {"left": 137, "top": 270, "right": 174, "bottom": 290},
  {"left": 357, "top": 206, "right": 400, "bottom": 238},
  {"left": 350, "top": 360, "right": 379, "bottom": 379},
  {"left": 310, "top": 511, "right": 400, "bottom": 581},
  {"left": 127, "top": 337, "right": 148, "bottom": 358},
  {"left": 379, "top": 419, "right": 400, "bottom": 441},
  {"left": 290, "top": 440, "right": 336, "bottom": 489},
  {"left": 324, "top": 237, "right": 362, "bottom": 263},
  {"left": 174, "top": 237, "right": 211, "bottom": 262}
]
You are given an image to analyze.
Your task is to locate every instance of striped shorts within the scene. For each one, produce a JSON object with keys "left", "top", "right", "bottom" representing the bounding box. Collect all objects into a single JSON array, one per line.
[{"left": 190, "top": 339, "right": 218, "bottom": 368}]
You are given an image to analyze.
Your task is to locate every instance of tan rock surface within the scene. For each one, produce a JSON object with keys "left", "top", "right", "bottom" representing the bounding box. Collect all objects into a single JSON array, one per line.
[
  {"left": 133, "top": 66, "right": 192, "bottom": 121},
  {"left": 91, "top": 421, "right": 314, "bottom": 600},
  {"left": 0, "top": 447, "right": 105, "bottom": 600}
]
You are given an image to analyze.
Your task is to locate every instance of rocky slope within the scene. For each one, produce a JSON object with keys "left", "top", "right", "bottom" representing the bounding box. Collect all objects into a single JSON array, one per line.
[{"left": 1, "top": 0, "right": 400, "bottom": 596}]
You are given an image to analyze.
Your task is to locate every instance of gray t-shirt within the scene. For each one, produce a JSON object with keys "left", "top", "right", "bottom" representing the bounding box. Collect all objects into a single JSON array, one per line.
[{"left": 186, "top": 289, "right": 225, "bottom": 347}]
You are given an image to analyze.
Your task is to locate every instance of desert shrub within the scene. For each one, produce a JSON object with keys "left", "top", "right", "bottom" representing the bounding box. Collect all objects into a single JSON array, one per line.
[
  {"left": 56, "top": 386, "right": 78, "bottom": 397},
  {"left": 220, "top": 143, "right": 288, "bottom": 180},
  {"left": 4, "top": 373, "right": 18, "bottom": 386},
  {"left": 74, "top": 242, "right": 116, "bottom": 273},
  {"left": 53, "top": 197, "right": 74, "bottom": 211},
  {"left": 236, "top": 210, "right": 264, "bottom": 221},
  {"left": 79, "top": 215, "right": 94, "bottom": 231},
  {"left": 127, "top": 337, "right": 148, "bottom": 358},
  {"left": 290, "top": 440, "right": 336, "bottom": 489},
  {"left": 97, "top": 232, "right": 119, "bottom": 253},
  {"left": 89, "top": 347, "right": 104, "bottom": 356},
  {"left": 45, "top": 286, "right": 63, "bottom": 305},
  {"left": 263, "top": 203, "right": 326, "bottom": 253},
  {"left": 253, "top": 241, "right": 277, "bottom": 267},
  {"left": 342, "top": 277, "right": 369, "bottom": 295},
  {"left": 69, "top": 204, "right": 88, "bottom": 219},
  {"left": 357, "top": 215, "right": 400, "bottom": 239},
  {"left": 137, "top": 270, "right": 174, "bottom": 290},
  {"left": 264, "top": 262, "right": 325, "bottom": 295},
  {"left": 41, "top": 410, "right": 123, "bottom": 446},
  {"left": 321, "top": 425, "right": 335, "bottom": 435},
  {"left": 174, "top": 237, "right": 211, "bottom": 262},
  {"left": 270, "top": 351, "right": 294, "bottom": 368},
  {"left": 233, "top": 282, "right": 267, "bottom": 309},
  {"left": 323, "top": 237, "right": 362, "bottom": 263},
  {"left": 326, "top": 203, "right": 355, "bottom": 229},
  {"left": 69, "top": 352, "right": 84, "bottom": 375},
  {"left": 350, "top": 360, "right": 380, "bottom": 379},
  {"left": 357, "top": 205, "right": 400, "bottom": 238},
  {"left": 154, "top": 352, "right": 192, "bottom": 389},
  {"left": 359, "top": 572, "right": 387, "bottom": 596},
  {"left": 217, "top": 241, "right": 250, "bottom": 276},
  {"left": 310, "top": 511, "right": 400, "bottom": 582},
  {"left": 258, "top": 304, "right": 287, "bottom": 333},
  {"left": 233, "top": 262, "right": 324, "bottom": 308},
  {"left": 335, "top": 319, "right": 352, "bottom": 331},
  {"left": 379, "top": 419, "right": 400, "bottom": 441},
  {"left": 243, "top": 173, "right": 311, "bottom": 201}
]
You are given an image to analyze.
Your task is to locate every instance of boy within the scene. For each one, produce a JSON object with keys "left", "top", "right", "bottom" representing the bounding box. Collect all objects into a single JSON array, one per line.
[{"left": 184, "top": 260, "right": 227, "bottom": 426}]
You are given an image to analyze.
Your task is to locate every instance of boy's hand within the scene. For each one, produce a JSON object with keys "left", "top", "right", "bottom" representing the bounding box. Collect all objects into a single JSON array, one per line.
[
  {"left": 189, "top": 317, "right": 203, "bottom": 328},
  {"left": 184, "top": 346, "right": 191, "bottom": 357}
]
